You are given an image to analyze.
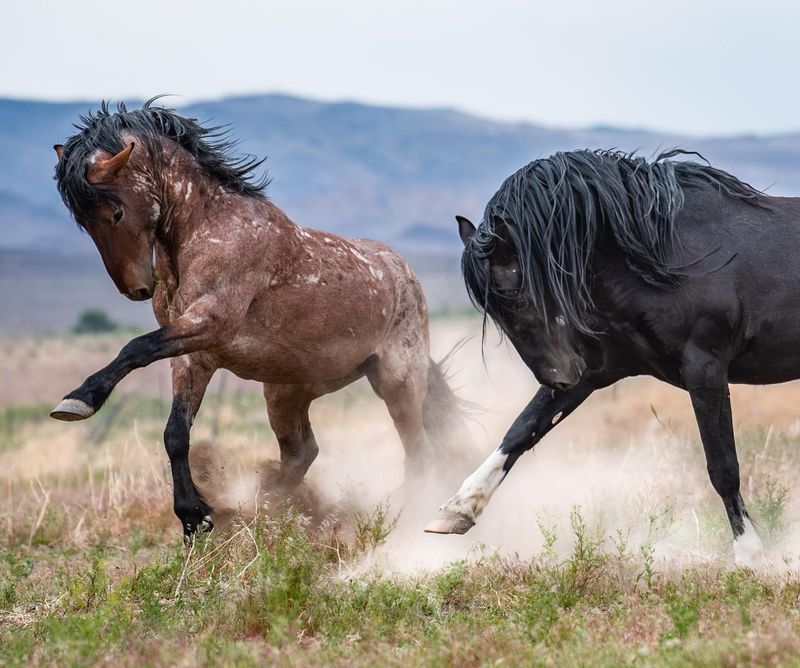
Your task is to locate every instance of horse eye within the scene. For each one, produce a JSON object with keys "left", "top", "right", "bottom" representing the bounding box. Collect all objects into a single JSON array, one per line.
[{"left": 112, "top": 209, "right": 124, "bottom": 225}]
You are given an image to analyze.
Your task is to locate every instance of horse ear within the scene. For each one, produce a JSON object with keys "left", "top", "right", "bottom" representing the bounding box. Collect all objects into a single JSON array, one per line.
[
  {"left": 53, "top": 144, "right": 64, "bottom": 161},
  {"left": 455, "top": 215, "right": 476, "bottom": 247},
  {"left": 86, "top": 142, "right": 135, "bottom": 184}
]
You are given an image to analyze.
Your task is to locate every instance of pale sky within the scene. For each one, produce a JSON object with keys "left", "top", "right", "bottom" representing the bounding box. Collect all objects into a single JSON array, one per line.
[{"left": 4, "top": 0, "right": 799, "bottom": 136}]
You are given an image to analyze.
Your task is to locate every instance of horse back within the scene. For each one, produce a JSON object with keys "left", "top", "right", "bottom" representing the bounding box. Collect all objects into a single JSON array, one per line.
[{"left": 595, "top": 188, "right": 800, "bottom": 386}]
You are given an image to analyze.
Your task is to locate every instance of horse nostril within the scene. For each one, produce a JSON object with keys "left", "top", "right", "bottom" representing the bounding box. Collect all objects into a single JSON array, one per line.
[{"left": 129, "top": 287, "right": 153, "bottom": 301}]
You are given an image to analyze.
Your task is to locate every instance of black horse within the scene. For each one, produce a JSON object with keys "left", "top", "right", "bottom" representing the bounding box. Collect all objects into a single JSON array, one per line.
[{"left": 425, "top": 149, "right": 793, "bottom": 567}]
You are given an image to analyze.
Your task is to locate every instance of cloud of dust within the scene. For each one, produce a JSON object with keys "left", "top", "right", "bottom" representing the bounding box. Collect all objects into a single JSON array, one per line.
[
  {"left": 191, "top": 319, "right": 800, "bottom": 576},
  {"left": 10, "top": 320, "right": 800, "bottom": 577}
]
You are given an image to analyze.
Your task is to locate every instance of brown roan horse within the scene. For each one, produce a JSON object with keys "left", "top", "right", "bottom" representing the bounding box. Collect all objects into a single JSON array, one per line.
[{"left": 52, "top": 100, "right": 465, "bottom": 538}]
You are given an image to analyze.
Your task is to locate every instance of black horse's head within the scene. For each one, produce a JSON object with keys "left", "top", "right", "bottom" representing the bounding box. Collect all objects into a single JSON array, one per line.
[
  {"left": 456, "top": 150, "right": 767, "bottom": 391},
  {"left": 456, "top": 214, "right": 586, "bottom": 390}
]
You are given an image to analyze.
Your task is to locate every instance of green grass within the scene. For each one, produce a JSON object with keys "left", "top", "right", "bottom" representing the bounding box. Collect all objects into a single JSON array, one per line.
[{"left": 3, "top": 500, "right": 800, "bottom": 667}]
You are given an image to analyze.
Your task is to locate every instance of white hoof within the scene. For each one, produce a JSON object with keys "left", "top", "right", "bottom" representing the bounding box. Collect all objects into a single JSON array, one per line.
[
  {"left": 424, "top": 511, "right": 475, "bottom": 535},
  {"left": 734, "top": 517, "right": 765, "bottom": 569},
  {"left": 50, "top": 398, "right": 95, "bottom": 421}
]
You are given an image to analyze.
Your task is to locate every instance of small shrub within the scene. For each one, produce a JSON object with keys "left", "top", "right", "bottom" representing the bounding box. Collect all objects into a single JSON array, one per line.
[
  {"left": 72, "top": 309, "right": 120, "bottom": 334},
  {"left": 353, "top": 503, "right": 399, "bottom": 554},
  {"left": 751, "top": 476, "right": 790, "bottom": 545}
]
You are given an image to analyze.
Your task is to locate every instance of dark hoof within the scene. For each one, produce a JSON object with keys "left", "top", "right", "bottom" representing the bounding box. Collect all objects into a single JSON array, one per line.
[
  {"left": 183, "top": 515, "right": 214, "bottom": 545},
  {"left": 50, "top": 398, "right": 95, "bottom": 421},
  {"left": 181, "top": 504, "right": 214, "bottom": 546},
  {"left": 424, "top": 511, "right": 475, "bottom": 535}
]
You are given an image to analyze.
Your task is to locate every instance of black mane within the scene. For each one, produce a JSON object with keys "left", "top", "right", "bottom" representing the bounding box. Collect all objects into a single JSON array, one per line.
[
  {"left": 462, "top": 149, "right": 765, "bottom": 335},
  {"left": 55, "top": 97, "right": 268, "bottom": 221}
]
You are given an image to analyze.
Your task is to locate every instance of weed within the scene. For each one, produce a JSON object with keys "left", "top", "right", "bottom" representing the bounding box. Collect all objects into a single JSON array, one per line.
[
  {"left": 353, "top": 502, "right": 400, "bottom": 555},
  {"left": 751, "top": 476, "right": 790, "bottom": 545}
]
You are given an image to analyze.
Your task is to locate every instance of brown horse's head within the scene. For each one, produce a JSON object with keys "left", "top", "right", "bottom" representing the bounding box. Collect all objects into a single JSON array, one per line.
[
  {"left": 54, "top": 140, "right": 158, "bottom": 301},
  {"left": 55, "top": 100, "right": 269, "bottom": 301}
]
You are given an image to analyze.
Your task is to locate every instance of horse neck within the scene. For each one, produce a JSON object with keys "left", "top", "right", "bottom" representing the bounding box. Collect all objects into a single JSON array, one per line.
[
  {"left": 149, "top": 146, "right": 218, "bottom": 245},
  {"left": 147, "top": 146, "right": 301, "bottom": 283}
]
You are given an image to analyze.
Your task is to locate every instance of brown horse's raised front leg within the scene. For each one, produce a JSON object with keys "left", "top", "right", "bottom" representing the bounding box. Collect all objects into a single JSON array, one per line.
[
  {"left": 50, "top": 296, "right": 244, "bottom": 421},
  {"left": 165, "top": 357, "right": 216, "bottom": 539},
  {"left": 50, "top": 327, "right": 181, "bottom": 420}
]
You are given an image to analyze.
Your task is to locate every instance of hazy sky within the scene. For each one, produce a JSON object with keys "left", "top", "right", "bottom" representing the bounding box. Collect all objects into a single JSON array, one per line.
[{"left": 4, "top": 0, "right": 799, "bottom": 136}]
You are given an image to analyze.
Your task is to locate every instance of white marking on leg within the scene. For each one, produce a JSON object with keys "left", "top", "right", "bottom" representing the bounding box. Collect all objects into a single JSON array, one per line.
[
  {"left": 439, "top": 448, "right": 508, "bottom": 522},
  {"left": 734, "top": 516, "right": 765, "bottom": 569}
]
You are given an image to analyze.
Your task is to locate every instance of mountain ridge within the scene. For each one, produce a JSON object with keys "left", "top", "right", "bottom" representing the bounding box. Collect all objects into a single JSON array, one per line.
[
  {"left": 4, "top": 93, "right": 800, "bottom": 258},
  {"left": 4, "top": 93, "right": 800, "bottom": 333}
]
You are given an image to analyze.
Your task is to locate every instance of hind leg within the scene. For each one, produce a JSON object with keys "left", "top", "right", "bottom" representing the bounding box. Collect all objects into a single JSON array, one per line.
[
  {"left": 263, "top": 384, "right": 321, "bottom": 488},
  {"left": 264, "top": 370, "right": 370, "bottom": 487},
  {"left": 367, "top": 354, "right": 432, "bottom": 482}
]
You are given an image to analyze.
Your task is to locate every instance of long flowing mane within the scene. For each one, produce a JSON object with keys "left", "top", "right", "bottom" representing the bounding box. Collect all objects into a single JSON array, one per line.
[
  {"left": 463, "top": 149, "right": 765, "bottom": 334},
  {"left": 55, "top": 97, "right": 268, "bottom": 221}
]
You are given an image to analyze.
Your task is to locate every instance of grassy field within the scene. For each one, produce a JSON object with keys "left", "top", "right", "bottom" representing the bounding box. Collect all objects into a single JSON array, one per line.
[{"left": 4, "top": 317, "right": 800, "bottom": 666}]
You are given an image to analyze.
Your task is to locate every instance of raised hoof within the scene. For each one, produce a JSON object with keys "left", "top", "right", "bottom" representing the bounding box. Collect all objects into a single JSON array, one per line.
[
  {"left": 50, "top": 398, "right": 95, "bottom": 422},
  {"left": 424, "top": 511, "right": 475, "bottom": 535}
]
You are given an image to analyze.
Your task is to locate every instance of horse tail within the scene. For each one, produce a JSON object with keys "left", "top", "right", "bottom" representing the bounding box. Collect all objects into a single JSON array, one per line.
[{"left": 423, "top": 346, "right": 481, "bottom": 479}]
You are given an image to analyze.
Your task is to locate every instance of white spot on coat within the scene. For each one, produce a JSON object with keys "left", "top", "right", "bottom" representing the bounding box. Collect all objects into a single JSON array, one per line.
[{"left": 350, "top": 249, "right": 370, "bottom": 264}]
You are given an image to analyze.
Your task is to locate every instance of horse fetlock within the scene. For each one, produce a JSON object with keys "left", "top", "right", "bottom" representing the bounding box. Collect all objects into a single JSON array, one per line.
[
  {"left": 183, "top": 515, "right": 214, "bottom": 546},
  {"left": 50, "top": 397, "right": 96, "bottom": 421},
  {"left": 435, "top": 449, "right": 508, "bottom": 521},
  {"left": 175, "top": 497, "right": 213, "bottom": 537}
]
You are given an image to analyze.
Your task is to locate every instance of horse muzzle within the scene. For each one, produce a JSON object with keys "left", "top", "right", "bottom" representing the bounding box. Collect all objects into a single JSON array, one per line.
[
  {"left": 125, "top": 285, "right": 154, "bottom": 301},
  {"left": 538, "top": 357, "right": 586, "bottom": 391}
]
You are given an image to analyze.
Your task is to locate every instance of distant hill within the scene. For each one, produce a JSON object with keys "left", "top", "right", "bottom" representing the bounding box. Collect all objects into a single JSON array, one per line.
[
  {"left": 2, "top": 93, "right": 800, "bottom": 333},
  {"left": 4, "top": 93, "right": 800, "bottom": 256}
]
